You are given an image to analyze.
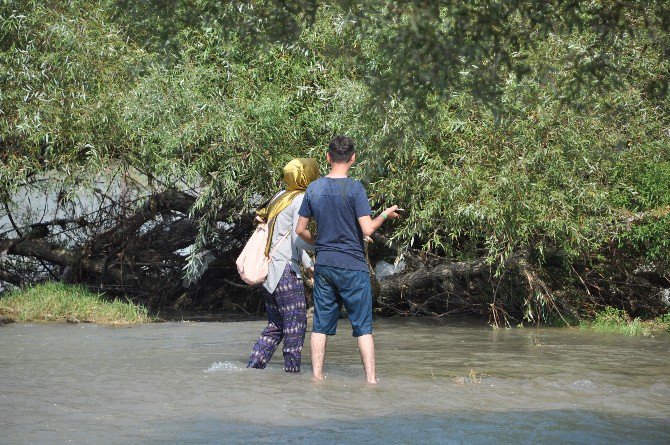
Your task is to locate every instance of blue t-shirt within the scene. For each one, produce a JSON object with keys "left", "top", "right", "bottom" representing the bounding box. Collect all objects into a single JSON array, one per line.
[{"left": 298, "top": 177, "right": 372, "bottom": 271}]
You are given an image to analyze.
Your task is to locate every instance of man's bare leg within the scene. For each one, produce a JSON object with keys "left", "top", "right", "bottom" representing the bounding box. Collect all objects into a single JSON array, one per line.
[
  {"left": 311, "top": 332, "right": 327, "bottom": 380},
  {"left": 357, "top": 334, "right": 376, "bottom": 384}
]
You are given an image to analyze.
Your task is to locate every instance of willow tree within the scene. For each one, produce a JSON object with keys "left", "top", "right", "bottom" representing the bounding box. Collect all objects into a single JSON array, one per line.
[{"left": 1, "top": 0, "right": 669, "bottom": 322}]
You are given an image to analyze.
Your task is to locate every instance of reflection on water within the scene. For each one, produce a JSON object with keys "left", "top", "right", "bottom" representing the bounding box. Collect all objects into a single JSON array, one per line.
[{"left": 1, "top": 318, "right": 668, "bottom": 444}]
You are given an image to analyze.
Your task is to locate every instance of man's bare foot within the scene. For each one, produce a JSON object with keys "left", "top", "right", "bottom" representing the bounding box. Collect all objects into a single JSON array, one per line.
[{"left": 312, "top": 374, "right": 325, "bottom": 383}]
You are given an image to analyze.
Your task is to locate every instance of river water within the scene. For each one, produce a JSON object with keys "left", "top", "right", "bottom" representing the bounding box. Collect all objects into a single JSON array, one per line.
[{"left": 1, "top": 318, "right": 669, "bottom": 444}]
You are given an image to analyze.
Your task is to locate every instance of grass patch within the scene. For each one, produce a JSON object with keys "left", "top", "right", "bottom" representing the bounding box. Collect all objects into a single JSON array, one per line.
[
  {"left": 655, "top": 313, "right": 670, "bottom": 333},
  {"left": 0, "top": 282, "right": 151, "bottom": 325},
  {"left": 580, "top": 306, "right": 670, "bottom": 336}
]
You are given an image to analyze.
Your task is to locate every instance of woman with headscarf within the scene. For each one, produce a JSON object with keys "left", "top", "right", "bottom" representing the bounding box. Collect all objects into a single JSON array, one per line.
[{"left": 247, "top": 158, "right": 320, "bottom": 373}]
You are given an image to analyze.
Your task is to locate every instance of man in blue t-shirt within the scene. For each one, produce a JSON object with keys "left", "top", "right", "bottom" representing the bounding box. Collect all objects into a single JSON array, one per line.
[{"left": 296, "top": 135, "right": 400, "bottom": 384}]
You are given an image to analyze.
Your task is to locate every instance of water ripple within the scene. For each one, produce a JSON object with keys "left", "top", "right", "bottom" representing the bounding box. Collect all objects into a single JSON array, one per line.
[
  {"left": 204, "top": 361, "right": 247, "bottom": 373},
  {"left": 569, "top": 379, "right": 597, "bottom": 390}
]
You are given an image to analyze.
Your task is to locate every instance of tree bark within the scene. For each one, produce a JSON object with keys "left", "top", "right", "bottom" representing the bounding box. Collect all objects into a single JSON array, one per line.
[{"left": 0, "top": 238, "right": 163, "bottom": 290}]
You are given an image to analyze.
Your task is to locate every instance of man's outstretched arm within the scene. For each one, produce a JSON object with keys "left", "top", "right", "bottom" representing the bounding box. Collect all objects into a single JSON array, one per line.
[{"left": 296, "top": 216, "right": 315, "bottom": 245}]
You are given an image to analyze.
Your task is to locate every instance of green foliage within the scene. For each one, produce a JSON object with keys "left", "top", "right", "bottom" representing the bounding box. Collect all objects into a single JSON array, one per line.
[
  {"left": 610, "top": 161, "right": 670, "bottom": 263},
  {"left": 582, "top": 306, "right": 650, "bottom": 336},
  {"left": 0, "top": 0, "right": 150, "bottom": 197},
  {"left": 658, "top": 313, "right": 670, "bottom": 333},
  {"left": 0, "top": 282, "right": 151, "bottom": 324},
  {"left": 581, "top": 307, "right": 670, "bottom": 336},
  {"left": 1, "top": 0, "right": 669, "bottom": 287}
]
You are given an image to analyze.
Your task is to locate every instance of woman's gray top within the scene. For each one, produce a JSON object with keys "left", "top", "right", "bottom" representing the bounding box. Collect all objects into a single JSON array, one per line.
[{"left": 263, "top": 192, "right": 314, "bottom": 293}]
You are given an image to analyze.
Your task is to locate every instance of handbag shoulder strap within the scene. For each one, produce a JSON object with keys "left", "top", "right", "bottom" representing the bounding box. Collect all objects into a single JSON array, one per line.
[{"left": 267, "top": 226, "right": 291, "bottom": 258}]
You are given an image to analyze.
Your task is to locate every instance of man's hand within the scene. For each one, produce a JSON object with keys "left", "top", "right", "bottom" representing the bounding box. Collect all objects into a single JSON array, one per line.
[
  {"left": 382, "top": 205, "right": 401, "bottom": 220},
  {"left": 357, "top": 204, "right": 401, "bottom": 236}
]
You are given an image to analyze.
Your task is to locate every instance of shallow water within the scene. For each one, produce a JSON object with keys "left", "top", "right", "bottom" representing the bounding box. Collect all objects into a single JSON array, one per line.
[{"left": 1, "top": 318, "right": 669, "bottom": 444}]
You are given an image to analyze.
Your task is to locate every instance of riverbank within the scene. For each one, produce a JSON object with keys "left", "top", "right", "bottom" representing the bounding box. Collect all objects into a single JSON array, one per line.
[
  {"left": 1, "top": 283, "right": 668, "bottom": 336},
  {"left": 0, "top": 282, "right": 151, "bottom": 325}
]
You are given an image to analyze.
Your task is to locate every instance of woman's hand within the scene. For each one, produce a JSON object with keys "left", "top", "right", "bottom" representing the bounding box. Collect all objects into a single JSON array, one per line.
[{"left": 303, "top": 266, "right": 315, "bottom": 288}]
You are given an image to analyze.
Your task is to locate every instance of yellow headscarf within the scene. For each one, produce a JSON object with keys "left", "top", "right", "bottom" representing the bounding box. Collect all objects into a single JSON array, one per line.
[{"left": 256, "top": 158, "right": 319, "bottom": 256}]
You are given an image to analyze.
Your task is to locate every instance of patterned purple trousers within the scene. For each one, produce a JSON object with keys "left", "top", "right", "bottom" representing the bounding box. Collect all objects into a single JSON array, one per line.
[{"left": 248, "top": 264, "right": 307, "bottom": 372}]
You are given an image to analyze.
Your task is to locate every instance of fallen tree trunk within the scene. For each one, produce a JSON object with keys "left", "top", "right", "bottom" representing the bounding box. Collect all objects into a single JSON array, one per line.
[
  {"left": 378, "top": 257, "right": 492, "bottom": 300},
  {"left": 0, "top": 188, "right": 202, "bottom": 303},
  {"left": 372, "top": 246, "right": 668, "bottom": 324},
  {"left": 0, "top": 238, "right": 165, "bottom": 291},
  {"left": 374, "top": 254, "right": 516, "bottom": 319}
]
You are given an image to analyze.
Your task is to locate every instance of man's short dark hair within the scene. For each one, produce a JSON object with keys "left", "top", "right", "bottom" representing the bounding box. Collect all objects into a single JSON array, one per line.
[{"left": 328, "top": 135, "right": 355, "bottom": 163}]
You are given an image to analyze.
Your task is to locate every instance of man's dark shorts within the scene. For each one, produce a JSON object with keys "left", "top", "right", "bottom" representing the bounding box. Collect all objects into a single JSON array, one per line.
[{"left": 312, "top": 264, "right": 372, "bottom": 337}]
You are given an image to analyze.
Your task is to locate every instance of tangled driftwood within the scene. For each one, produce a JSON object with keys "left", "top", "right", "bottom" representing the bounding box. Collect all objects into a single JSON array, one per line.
[{"left": 2, "top": 187, "right": 668, "bottom": 323}]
